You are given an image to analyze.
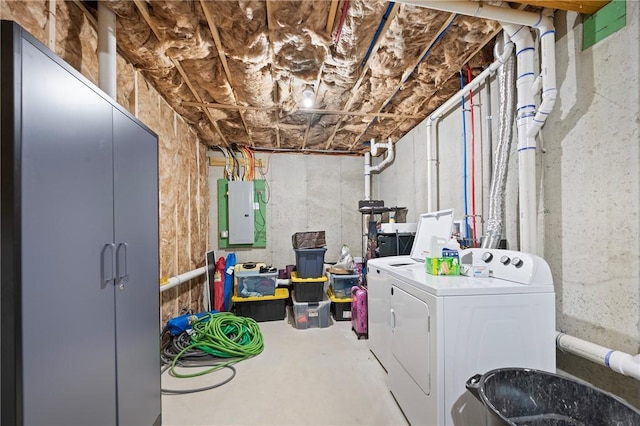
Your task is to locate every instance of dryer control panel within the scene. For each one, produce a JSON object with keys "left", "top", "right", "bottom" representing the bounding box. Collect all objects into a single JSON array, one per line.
[{"left": 461, "top": 248, "right": 553, "bottom": 286}]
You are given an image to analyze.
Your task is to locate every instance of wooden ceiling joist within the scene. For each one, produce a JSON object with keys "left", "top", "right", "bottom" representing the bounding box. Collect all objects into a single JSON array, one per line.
[
  {"left": 324, "top": 1, "right": 400, "bottom": 150},
  {"left": 349, "top": 12, "right": 456, "bottom": 150},
  {"left": 182, "top": 101, "right": 425, "bottom": 120},
  {"left": 172, "top": 59, "right": 230, "bottom": 147},
  {"left": 326, "top": 0, "right": 340, "bottom": 35},
  {"left": 265, "top": 0, "right": 282, "bottom": 148},
  {"left": 200, "top": 0, "right": 253, "bottom": 146},
  {"left": 301, "top": 68, "right": 324, "bottom": 150},
  {"left": 132, "top": 0, "right": 230, "bottom": 147},
  {"left": 183, "top": 102, "right": 278, "bottom": 112},
  {"left": 508, "top": 0, "right": 610, "bottom": 15},
  {"left": 380, "top": 27, "right": 503, "bottom": 143}
]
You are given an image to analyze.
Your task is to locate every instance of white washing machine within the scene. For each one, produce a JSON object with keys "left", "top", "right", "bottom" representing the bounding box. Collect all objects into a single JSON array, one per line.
[
  {"left": 382, "top": 248, "right": 556, "bottom": 426},
  {"left": 368, "top": 209, "right": 455, "bottom": 373}
]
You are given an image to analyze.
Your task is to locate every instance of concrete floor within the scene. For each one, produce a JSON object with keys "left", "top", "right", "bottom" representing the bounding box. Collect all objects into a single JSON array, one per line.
[{"left": 161, "top": 317, "right": 408, "bottom": 425}]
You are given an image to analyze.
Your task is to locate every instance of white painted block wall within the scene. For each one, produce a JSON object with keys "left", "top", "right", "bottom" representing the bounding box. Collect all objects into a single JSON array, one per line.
[{"left": 376, "top": 4, "right": 639, "bottom": 407}]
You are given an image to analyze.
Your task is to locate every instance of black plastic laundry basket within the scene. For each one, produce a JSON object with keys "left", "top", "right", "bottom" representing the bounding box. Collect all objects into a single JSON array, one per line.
[{"left": 466, "top": 368, "right": 640, "bottom": 425}]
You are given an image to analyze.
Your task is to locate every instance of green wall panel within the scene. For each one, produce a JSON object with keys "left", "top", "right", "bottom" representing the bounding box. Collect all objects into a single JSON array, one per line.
[{"left": 583, "top": 0, "right": 626, "bottom": 50}]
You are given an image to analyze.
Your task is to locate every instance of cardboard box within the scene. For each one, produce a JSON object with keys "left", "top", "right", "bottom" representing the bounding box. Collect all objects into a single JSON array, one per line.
[
  {"left": 426, "top": 257, "right": 461, "bottom": 276},
  {"left": 291, "top": 231, "right": 326, "bottom": 249}
]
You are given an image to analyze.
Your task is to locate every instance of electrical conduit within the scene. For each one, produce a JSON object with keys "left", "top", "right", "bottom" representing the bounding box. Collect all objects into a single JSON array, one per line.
[
  {"left": 467, "top": 65, "right": 478, "bottom": 247},
  {"left": 425, "top": 37, "right": 513, "bottom": 212},
  {"left": 460, "top": 72, "right": 470, "bottom": 246}
]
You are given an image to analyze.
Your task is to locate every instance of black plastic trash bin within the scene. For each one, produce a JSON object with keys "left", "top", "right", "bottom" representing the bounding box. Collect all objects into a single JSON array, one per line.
[{"left": 466, "top": 368, "right": 640, "bottom": 425}]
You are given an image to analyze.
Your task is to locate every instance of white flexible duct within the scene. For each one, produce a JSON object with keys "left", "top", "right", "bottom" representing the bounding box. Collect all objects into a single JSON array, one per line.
[
  {"left": 160, "top": 266, "right": 207, "bottom": 292},
  {"left": 556, "top": 332, "right": 640, "bottom": 381},
  {"left": 98, "top": 2, "right": 117, "bottom": 99},
  {"left": 483, "top": 37, "right": 516, "bottom": 249},
  {"left": 425, "top": 33, "right": 514, "bottom": 212}
]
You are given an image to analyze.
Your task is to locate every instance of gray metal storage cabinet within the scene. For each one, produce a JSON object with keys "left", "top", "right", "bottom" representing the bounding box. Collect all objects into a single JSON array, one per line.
[{"left": 0, "top": 21, "right": 161, "bottom": 425}]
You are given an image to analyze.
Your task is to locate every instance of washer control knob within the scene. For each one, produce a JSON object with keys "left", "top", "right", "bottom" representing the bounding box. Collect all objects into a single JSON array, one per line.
[
  {"left": 500, "top": 255, "right": 510, "bottom": 265},
  {"left": 481, "top": 252, "right": 493, "bottom": 263},
  {"left": 512, "top": 257, "right": 523, "bottom": 268}
]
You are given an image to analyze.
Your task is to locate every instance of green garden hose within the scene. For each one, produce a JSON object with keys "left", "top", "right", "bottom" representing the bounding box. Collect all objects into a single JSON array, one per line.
[{"left": 169, "top": 312, "right": 264, "bottom": 379}]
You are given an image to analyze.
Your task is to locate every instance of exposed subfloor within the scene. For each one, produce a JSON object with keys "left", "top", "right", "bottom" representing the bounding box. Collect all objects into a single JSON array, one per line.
[{"left": 161, "top": 317, "right": 408, "bottom": 425}]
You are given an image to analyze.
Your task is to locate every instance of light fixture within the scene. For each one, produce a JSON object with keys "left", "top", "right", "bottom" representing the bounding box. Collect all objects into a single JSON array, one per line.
[{"left": 301, "top": 85, "right": 314, "bottom": 108}]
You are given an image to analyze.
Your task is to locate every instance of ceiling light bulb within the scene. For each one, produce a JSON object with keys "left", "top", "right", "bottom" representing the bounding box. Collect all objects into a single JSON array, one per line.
[
  {"left": 301, "top": 85, "right": 314, "bottom": 108},
  {"left": 302, "top": 86, "right": 314, "bottom": 98}
]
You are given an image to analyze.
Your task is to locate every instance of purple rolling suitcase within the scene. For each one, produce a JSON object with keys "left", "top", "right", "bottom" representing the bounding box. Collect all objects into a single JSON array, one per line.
[{"left": 351, "top": 285, "right": 368, "bottom": 339}]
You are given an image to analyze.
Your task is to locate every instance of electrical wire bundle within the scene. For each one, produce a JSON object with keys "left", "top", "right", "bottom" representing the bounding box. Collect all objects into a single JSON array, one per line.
[
  {"left": 217, "top": 145, "right": 257, "bottom": 181},
  {"left": 161, "top": 312, "right": 264, "bottom": 394}
]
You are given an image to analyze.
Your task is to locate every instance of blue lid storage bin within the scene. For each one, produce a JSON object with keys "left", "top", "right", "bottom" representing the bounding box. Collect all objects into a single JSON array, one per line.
[{"left": 294, "top": 247, "right": 327, "bottom": 279}]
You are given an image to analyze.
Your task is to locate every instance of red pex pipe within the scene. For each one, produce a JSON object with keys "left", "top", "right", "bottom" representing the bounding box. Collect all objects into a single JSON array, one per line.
[
  {"left": 334, "top": 0, "right": 350, "bottom": 44},
  {"left": 467, "top": 65, "right": 478, "bottom": 248}
]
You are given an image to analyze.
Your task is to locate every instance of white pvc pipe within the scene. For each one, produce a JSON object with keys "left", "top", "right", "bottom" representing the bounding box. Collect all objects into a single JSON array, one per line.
[
  {"left": 47, "top": 0, "right": 56, "bottom": 50},
  {"left": 369, "top": 137, "right": 395, "bottom": 172},
  {"left": 500, "top": 21, "right": 537, "bottom": 254},
  {"left": 98, "top": 2, "right": 117, "bottom": 98},
  {"left": 528, "top": 14, "right": 557, "bottom": 138},
  {"left": 425, "top": 35, "right": 514, "bottom": 211},
  {"left": 364, "top": 152, "right": 372, "bottom": 201},
  {"left": 160, "top": 266, "right": 207, "bottom": 292},
  {"left": 556, "top": 332, "right": 640, "bottom": 381},
  {"left": 398, "top": 0, "right": 556, "bottom": 254},
  {"left": 364, "top": 138, "right": 394, "bottom": 202},
  {"left": 393, "top": 1, "right": 550, "bottom": 28}
]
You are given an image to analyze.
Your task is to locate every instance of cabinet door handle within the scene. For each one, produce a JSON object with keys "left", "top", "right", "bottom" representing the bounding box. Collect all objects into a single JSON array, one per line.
[
  {"left": 116, "top": 242, "right": 129, "bottom": 284},
  {"left": 101, "top": 243, "right": 116, "bottom": 286},
  {"left": 390, "top": 309, "right": 396, "bottom": 332}
]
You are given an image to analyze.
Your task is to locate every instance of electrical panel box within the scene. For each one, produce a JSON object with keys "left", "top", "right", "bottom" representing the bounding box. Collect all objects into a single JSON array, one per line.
[
  {"left": 218, "top": 179, "right": 267, "bottom": 248},
  {"left": 228, "top": 181, "right": 255, "bottom": 244}
]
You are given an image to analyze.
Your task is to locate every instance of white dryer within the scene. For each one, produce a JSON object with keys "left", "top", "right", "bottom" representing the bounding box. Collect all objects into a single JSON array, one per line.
[
  {"left": 368, "top": 209, "right": 455, "bottom": 372},
  {"left": 385, "top": 248, "right": 556, "bottom": 426}
]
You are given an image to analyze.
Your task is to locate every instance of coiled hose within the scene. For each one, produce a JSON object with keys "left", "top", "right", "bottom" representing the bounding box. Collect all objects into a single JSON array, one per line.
[{"left": 169, "top": 312, "right": 264, "bottom": 379}]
